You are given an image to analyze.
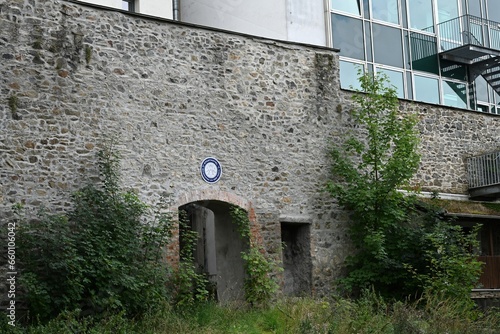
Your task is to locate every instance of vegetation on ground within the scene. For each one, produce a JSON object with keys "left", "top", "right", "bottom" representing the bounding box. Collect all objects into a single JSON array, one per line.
[{"left": 2, "top": 292, "right": 499, "bottom": 333}]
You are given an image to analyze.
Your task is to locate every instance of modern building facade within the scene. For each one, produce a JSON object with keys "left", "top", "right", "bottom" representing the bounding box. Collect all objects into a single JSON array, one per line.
[{"left": 331, "top": 0, "right": 500, "bottom": 115}]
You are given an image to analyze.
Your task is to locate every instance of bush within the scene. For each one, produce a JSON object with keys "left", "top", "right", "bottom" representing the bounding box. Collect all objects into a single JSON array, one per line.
[{"left": 16, "top": 148, "right": 173, "bottom": 323}]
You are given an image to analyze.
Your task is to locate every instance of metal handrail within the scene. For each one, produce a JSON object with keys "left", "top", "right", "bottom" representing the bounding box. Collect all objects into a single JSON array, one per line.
[
  {"left": 467, "top": 151, "right": 500, "bottom": 189},
  {"left": 436, "top": 15, "right": 500, "bottom": 52}
]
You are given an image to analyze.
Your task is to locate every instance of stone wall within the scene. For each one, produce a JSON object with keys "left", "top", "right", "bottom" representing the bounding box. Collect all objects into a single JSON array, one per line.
[{"left": 1, "top": 0, "right": 499, "bottom": 297}]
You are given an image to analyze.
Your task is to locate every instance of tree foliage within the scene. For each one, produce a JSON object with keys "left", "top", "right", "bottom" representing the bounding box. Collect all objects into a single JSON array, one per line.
[
  {"left": 328, "top": 72, "right": 482, "bottom": 304},
  {"left": 16, "top": 147, "right": 173, "bottom": 323}
]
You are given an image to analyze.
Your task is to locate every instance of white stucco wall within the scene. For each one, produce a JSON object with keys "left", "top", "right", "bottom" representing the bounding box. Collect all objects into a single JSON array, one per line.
[
  {"left": 138, "top": 0, "right": 173, "bottom": 19},
  {"left": 82, "top": 0, "right": 118, "bottom": 8},
  {"left": 180, "top": 0, "right": 288, "bottom": 41},
  {"left": 286, "top": 0, "right": 327, "bottom": 46},
  {"left": 78, "top": 0, "right": 173, "bottom": 20},
  {"left": 179, "top": 0, "right": 326, "bottom": 46}
]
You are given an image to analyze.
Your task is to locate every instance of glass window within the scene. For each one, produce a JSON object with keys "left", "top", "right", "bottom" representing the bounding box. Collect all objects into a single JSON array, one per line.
[
  {"left": 414, "top": 75, "right": 440, "bottom": 104},
  {"left": 340, "top": 60, "right": 364, "bottom": 90},
  {"left": 486, "top": 0, "right": 500, "bottom": 22},
  {"left": 331, "top": 0, "right": 361, "bottom": 16},
  {"left": 436, "top": 0, "right": 460, "bottom": 46},
  {"left": 468, "top": 0, "right": 482, "bottom": 16},
  {"left": 495, "top": 90, "right": 500, "bottom": 110},
  {"left": 410, "top": 32, "right": 439, "bottom": 74},
  {"left": 377, "top": 68, "right": 405, "bottom": 98},
  {"left": 409, "top": 0, "right": 434, "bottom": 32},
  {"left": 406, "top": 71, "right": 413, "bottom": 100},
  {"left": 122, "top": 0, "right": 134, "bottom": 11},
  {"left": 443, "top": 81, "right": 467, "bottom": 108},
  {"left": 372, "top": 24, "right": 403, "bottom": 67},
  {"left": 436, "top": 0, "right": 459, "bottom": 23},
  {"left": 365, "top": 22, "right": 373, "bottom": 61},
  {"left": 475, "top": 76, "right": 489, "bottom": 102},
  {"left": 332, "top": 14, "right": 365, "bottom": 60},
  {"left": 371, "top": 0, "right": 399, "bottom": 24}
]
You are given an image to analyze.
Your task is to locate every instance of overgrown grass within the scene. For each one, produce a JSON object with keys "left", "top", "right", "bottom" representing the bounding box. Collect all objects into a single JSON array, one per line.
[{"left": 3, "top": 293, "right": 499, "bottom": 334}]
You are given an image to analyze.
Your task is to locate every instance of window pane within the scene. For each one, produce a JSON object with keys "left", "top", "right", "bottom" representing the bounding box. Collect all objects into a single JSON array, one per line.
[
  {"left": 410, "top": 32, "right": 439, "bottom": 74},
  {"left": 468, "top": 0, "right": 481, "bottom": 16},
  {"left": 406, "top": 71, "right": 413, "bottom": 99},
  {"left": 486, "top": 0, "right": 500, "bottom": 22},
  {"left": 409, "top": 0, "right": 434, "bottom": 31},
  {"left": 332, "top": 14, "right": 365, "bottom": 60},
  {"left": 495, "top": 90, "right": 500, "bottom": 110},
  {"left": 372, "top": 0, "right": 399, "bottom": 24},
  {"left": 443, "top": 81, "right": 467, "bottom": 108},
  {"left": 475, "top": 76, "right": 489, "bottom": 102},
  {"left": 377, "top": 68, "right": 405, "bottom": 98},
  {"left": 436, "top": 0, "right": 459, "bottom": 23},
  {"left": 340, "top": 61, "right": 364, "bottom": 90},
  {"left": 414, "top": 75, "right": 440, "bottom": 104},
  {"left": 373, "top": 24, "right": 403, "bottom": 67},
  {"left": 365, "top": 21, "right": 372, "bottom": 61},
  {"left": 331, "top": 0, "right": 361, "bottom": 16}
]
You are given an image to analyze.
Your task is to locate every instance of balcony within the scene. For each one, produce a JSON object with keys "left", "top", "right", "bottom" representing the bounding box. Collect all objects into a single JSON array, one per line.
[
  {"left": 467, "top": 150, "right": 500, "bottom": 199},
  {"left": 437, "top": 15, "right": 500, "bottom": 61}
]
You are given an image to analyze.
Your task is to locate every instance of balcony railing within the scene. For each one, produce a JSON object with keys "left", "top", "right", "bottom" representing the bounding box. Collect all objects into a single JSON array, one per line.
[
  {"left": 437, "top": 14, "right": 500, "bottom": 53},
  {"left": 467, "top": 151, "right": 500, "bottom": 191}
]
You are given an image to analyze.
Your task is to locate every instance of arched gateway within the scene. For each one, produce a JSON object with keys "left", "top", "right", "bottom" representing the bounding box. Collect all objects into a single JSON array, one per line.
[{"left": 171, "top": 191, "right": 254, "bottom": 302}]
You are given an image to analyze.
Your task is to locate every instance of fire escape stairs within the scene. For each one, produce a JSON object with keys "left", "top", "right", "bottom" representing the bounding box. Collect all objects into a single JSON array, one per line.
[
  {"left": 437, "top": 15, "right": 500, "bottom": 97},
  {"left": 469, "top": 56, "right": 500, "bottom": 96}
]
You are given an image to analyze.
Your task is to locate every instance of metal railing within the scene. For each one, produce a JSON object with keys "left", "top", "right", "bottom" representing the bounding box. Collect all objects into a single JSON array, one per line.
[
  {"left": 467, "top": 150, "right": 500, "bottom": 189},
  {"left": 436, "top": 15, "right": 500, "bottom": 52}
]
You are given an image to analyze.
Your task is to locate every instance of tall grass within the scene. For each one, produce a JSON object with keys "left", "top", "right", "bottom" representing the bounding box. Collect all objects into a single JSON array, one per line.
[{"left": 3, "top": 293, "right": 499, "bottom": 333}]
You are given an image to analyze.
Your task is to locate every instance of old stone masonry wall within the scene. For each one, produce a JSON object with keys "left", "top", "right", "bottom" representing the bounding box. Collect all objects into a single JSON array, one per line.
[{"left": 1, "top": 0, "right": 499, "bottom": 296}]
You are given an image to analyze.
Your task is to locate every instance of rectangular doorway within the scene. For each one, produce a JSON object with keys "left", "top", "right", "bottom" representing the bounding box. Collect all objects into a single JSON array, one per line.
[{"left": 281, "top": 222, "right": 312, "bottom": 296}]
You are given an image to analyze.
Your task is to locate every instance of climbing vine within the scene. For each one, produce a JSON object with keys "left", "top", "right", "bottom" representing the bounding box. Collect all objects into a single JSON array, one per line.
[
  {"left": 230, "top": 205, "right": 281, "bottom": 306},
  {"left": 168, "top": 209, "right": 210, "bottom": 308}
]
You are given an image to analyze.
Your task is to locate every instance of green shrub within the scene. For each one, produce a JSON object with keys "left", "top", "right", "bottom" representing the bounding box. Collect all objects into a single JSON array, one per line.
[
  {"left": 16, "top": 147, "right": 173, "bottom": 323},
  {"left": 230, "top": 205, "right": 281, "bottom": 306},
  {"left": 167, "top": 210, "right": 210, "bottom": 308}
]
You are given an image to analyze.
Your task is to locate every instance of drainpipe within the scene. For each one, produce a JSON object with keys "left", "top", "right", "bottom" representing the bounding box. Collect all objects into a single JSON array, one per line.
[{"left": 172, "top": 0, "right": 180, "bottom": 21}]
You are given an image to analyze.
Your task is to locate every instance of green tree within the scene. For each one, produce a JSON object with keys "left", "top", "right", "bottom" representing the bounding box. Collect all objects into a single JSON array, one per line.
[
  {"left": 328, "top": 72, "right": 482, "bottom": 303},
  {"left": 328, "top": 72, "right": 421, "bottom": 297}
]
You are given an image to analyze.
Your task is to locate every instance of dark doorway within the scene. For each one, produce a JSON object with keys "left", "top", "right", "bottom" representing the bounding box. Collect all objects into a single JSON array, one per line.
[
  {"left": 179, "top": 201, "right": 248, "bottom": 302},
  {"left": 281, "top": 222, "right": 312, "bottom": 296}
]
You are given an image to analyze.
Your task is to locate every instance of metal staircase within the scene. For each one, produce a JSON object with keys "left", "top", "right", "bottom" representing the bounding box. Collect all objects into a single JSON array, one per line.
[{"left": 437, "top": 15, "right": 500, "bottom": 96}]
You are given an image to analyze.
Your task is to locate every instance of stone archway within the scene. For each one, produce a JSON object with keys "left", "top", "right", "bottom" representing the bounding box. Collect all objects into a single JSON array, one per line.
[{"left": 178, "top": 199, "right": 250, "bottom": 302}]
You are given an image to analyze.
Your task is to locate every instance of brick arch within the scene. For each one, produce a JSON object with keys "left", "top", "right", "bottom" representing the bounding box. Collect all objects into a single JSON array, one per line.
[
  {"left": 166, "top": 189, "right": 260, "bottom": 268},
  {"left": 173, "top": 189, "right": 253, "bottom": 212}
]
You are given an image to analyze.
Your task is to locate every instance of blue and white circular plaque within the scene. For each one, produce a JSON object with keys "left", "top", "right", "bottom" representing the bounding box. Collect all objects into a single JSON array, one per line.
[{"left": 200, "top": 157, "right": 222, "bottom": 184}]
